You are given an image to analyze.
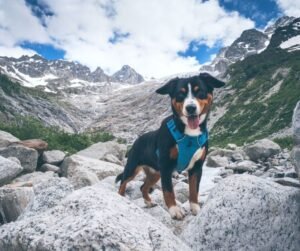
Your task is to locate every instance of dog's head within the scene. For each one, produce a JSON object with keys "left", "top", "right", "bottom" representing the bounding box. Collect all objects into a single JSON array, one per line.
[{"left": 156, "top": 73, "right": 225, "bottom": 130}]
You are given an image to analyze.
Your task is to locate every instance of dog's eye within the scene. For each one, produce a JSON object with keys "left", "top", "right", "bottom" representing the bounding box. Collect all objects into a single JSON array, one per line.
[{"left": 197, "top": 91, "right": 207, "bottom": 99}]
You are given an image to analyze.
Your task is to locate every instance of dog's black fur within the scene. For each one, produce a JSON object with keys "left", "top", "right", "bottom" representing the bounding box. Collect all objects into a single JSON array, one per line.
[{"left": 116, "top": 73, "right": 225, "bottom": 219}]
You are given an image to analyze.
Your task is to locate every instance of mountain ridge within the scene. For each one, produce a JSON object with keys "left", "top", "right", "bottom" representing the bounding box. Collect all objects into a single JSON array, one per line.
[{"left": 0, "top": 54, "right": 144, "bottom": 92}]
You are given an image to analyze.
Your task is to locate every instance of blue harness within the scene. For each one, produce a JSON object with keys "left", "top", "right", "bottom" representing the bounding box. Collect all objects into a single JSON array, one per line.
[{"left": 157, "top": 119, "right": 208, "bottom": 173}]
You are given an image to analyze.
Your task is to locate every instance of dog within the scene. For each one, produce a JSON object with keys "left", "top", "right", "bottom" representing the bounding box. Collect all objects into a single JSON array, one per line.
[{"left": 116, "top": 72, "right": 225, "bottom": 220}]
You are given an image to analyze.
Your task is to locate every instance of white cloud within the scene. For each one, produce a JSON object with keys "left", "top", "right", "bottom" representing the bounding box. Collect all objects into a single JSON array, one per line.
[
  {"left": 276, "top": 0, "right": 300, "bottom": 17},
  {"left": 0, "top": 46, "right": 37, "bottom": 58},
  {"left": 0, "top": 0, "right": 254, "bottom": 77},
  {"left": 0, "top": 0, "right": 49, "bottom": 46}
]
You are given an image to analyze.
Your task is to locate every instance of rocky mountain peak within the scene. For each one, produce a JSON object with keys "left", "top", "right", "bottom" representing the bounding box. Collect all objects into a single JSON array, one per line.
[
  {"left": 265, "top": 16, "right": 296, "bottom": 35},
  {"left": 31, "top": 54, "right": 45, "bottom": 61},
  {"left": 112, "top": 65, "right": 144, "bottom": 84}
]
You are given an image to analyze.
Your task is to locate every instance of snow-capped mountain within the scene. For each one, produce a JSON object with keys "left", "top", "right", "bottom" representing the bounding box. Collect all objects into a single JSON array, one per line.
[
  {"left": 200, "top": 16, "right": 299, "bottom": 77},
  {"left": 0, "top": 55, "right": 144, "bottom": 92}
]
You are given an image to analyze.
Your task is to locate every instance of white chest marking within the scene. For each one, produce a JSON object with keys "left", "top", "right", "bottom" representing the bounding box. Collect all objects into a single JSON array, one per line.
[
  {"left": 183, "top": 147, "right": 205, "bottom": 173},
  {"left": 184, "top": 126, "right": 201, "bottom": 136}
]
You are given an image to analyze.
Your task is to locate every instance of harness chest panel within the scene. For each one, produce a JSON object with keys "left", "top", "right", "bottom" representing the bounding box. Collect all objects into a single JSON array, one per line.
[{"left": 157, "top": 119, "right": 208, "bottom": 173}]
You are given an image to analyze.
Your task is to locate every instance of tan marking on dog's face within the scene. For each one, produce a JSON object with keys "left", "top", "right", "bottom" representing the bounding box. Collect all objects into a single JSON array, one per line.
[
  {"left": 172, "top": 99, "right": 184, "bottom": 116},
  {"left": 193, "top": 85, "right": 199, "bottom": 92},
  {"left": 180, "top": 87, "right": 187, "bottom": 93},
  {"left": 196, "top": 93, "right": 213, "bottom": 115},
  {"left": 169, "top": 145, "right": 178, "bottom": 159}
]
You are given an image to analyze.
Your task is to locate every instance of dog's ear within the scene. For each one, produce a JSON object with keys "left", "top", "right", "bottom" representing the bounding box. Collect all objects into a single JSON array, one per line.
[
  {"left": 156, "top": 78, "right": 177, "bottom": 95},
  {"left": 199, "top": 73, "right": 225, "bottom": 91}
]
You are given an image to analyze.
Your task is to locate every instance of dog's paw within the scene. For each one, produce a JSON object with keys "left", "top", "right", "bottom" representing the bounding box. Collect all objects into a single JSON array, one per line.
[
  {"left": 190, "top": 202, "right": 200, "bottom": 216},
  {"left": 169, "top": 205, "right": 184, "bottom": 220},
  {"left": 144, "top": 200, "right": 157, "bottom": 208}
]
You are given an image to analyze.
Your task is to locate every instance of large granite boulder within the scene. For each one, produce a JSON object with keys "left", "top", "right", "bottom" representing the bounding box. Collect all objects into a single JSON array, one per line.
[
  {"left": 77, "top": 141, "right": 126, "bottom": 165},
  {"left": 19, "top": 177, "right": 74, "bottom": 219},
  {"left": 0, "top": 184, "right": 190, "bottom": 251},
  {"left": 0, "top": 145, "right": 38, "bottom": 172},
  {"left": 181, "top": 175, "right": 300, "bottom": 251},
  {"left": 12, "top": 171, "right": 57, "bottom": 186},
  {"left": 61, "top": 154, "right": 123, "bottom": 189},
  {"left": 206, "top": 155, "right": 229, "bottom": 167},
  {"left": 244, "top": 139, "right": 281, "bottom": 161},
  {"left": 0, "top": 156, "right": 23, "bottom": 186},
  {"left": 42, "top": 150, "right": 66, "bottom": 165},
  {"left": 0, "top": 131, "right": 19, "bottom": 148}
]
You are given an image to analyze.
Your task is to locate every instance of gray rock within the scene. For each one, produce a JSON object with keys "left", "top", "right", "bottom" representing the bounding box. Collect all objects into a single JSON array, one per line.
[
  {"left": 102, "top": 153, "right": 123, "bottom": 165},
  {"left": 226, "top": 160, "right": 258, "bottom": 173},
  {"left": 0, "top": 186, "right": 34, "bottom": 224},
  {"left": 293, "top": 101, "right": 300, "bottom": 145},
  {"left": 99, "top": 175, "right": 144, "bottom": 200},
  {"left": 42, "top": 150, "right": 66, "bottom": 165},
  {"left": 0, "top": 145, "right": 38, "bottom": 172},
  {"left": 0, "top": 156, "right": 23, "bottom": 186},
  {"left": 231, "top": 152, "right": 244, "bottom": 162},
  {"left": 181, "top": 175, "right": 300, "bottom": 251},
  {"left": 133, "top": 198, "right": 174, "bottom": 227},
  {"left": 207, "top": 148, "right": 235, "bottom": 158},
  {"left": 7, "top": 157, "right": 21, "bottom": 166},
  {"left": 20, "top": 177, "right": 74, "bottom": 219},
  {"left": 291, "top": 146, "right": 300, "bottom": 181},
  {"left": 12, "top": 171, "right": 57, "bottom": 186},
  {"left": 61, "top": 154, "right": 123, "bottom": 189},
  {"left": 0, "top": 131, "right": 19, "bottom": 148},
  {"left": 40, "top": 163, "right": 61, "bottom": 173},
  {"left": 244, "top": 139, "right": 281, "bottom": 161},
  {"left": 0, "top": 183, "right": 190, "bottom": 251},
  {"left": 77, "top": 141, "right": 126, "bottom": 164},
  {"left": 206, "top": 155, "right": 229, "bottom": 167},
  {"left": 174, "top": 182, "right": 189, "bottom": 203},
  {"left": 218, "top": 168, "right": 234, "bottom": 178}
]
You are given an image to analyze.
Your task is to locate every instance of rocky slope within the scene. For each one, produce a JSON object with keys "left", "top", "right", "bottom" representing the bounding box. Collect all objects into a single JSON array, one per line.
[{"left": 0, "top": 74, "right": 87, "bottom": 132}]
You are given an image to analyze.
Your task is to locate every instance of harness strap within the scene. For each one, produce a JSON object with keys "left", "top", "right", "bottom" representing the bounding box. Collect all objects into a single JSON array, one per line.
[{"left": 163, "top": 118, "right": 209, "bottom": 173}]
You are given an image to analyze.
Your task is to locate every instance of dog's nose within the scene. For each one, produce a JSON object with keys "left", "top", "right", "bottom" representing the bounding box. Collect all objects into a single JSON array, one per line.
[{"left": 186, "top": 104, "right": 197, "bottom": 115}]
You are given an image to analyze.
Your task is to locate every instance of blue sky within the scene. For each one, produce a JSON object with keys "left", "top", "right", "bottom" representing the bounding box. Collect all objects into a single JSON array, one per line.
[{"left": 0, "top": 0, "right": 298, "bottom": 77}]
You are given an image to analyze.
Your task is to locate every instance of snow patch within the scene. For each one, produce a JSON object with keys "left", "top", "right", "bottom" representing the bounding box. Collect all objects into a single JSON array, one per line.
[{"left": 280, "top": 35, "right": 300, "bottom": 50}]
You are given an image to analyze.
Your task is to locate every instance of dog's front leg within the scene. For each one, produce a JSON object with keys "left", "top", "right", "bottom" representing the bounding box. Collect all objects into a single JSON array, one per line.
[
  {"left": 188, "top": 160, "right": 203, "bottom": 216},
  {"left": 161, "top": 165, "right": 184, "bottom": 220}
]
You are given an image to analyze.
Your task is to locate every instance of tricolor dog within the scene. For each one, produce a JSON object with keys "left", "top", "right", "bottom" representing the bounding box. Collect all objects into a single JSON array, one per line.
[{"left": 116, "top": 73, "right": 225, "bottom": 220}]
